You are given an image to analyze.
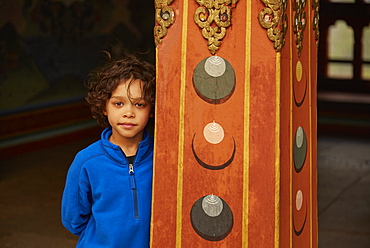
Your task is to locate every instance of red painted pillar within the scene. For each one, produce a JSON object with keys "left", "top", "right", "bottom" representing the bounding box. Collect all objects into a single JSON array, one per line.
[{"left": 151, "top": 1, "right": 318, "bottom": 247}]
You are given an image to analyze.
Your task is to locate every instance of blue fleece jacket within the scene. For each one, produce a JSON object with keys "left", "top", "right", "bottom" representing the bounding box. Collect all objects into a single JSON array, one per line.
[{"left": 62, "top": 127, "right": 153, "bottom": 248}]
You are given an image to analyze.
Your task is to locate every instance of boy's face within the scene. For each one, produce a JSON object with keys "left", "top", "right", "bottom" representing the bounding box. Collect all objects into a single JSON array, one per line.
[{"left": 104, "top": 79, "right": 152, "bottom": 146}]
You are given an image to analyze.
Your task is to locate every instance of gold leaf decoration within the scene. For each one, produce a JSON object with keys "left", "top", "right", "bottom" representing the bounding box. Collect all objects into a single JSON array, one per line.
[
  {"left": 293, "top": 0, "right": 307, "bottom": 57},
  {"left": 258, "top": 0, "right": 288, "bottom": 52},
  {"left": 154, "top": 0, "right": 175, "bottom": 46},
  {"left": 194, "top": 0, "right": 239, "bottom": 55},
  {"left": 312, "top": 0, "right": 320, "bottom": 47}
]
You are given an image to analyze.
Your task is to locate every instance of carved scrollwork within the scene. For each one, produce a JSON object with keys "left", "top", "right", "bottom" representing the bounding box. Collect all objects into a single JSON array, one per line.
[
  {"left": 312, "top": 0, "right": 320, "bottom": 47},
  {"left": 154, "top": 0, "right": 175, "bottom": 46},
  {"left": 293, "top": 0, "right": 307, "bottom": 57},
  {"left": 194, "top": 0, "right": 238, "bottom": 55},
  {"left": 258, "top": 0, "right": 288, "bottom": 52}
]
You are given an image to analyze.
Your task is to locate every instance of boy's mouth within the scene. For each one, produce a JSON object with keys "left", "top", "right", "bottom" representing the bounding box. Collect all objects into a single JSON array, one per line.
[{"left": 120, "top": 122, "right": 136, "bottom": 129}]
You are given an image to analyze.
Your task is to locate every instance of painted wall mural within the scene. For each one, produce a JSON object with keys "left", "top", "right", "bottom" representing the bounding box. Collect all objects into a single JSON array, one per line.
[{"left": 151, "top": 0, "right": 318, "bottom": 247}]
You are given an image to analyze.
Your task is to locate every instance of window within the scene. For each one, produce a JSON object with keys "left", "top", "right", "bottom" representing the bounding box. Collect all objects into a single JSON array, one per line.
[
  {"left": 362, "top": 24, "right": 370, "bottom": 80},
  {"left": 328, "top": 20, "right": 354, "bottom": 79},
  {"left": 318, "top": 0, "right": 370, "bottom": 93}
]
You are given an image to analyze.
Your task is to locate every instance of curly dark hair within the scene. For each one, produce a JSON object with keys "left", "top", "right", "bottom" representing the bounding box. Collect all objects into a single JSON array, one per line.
[{"left": 86, "top": 54, "right": 156, "bottom": 127}]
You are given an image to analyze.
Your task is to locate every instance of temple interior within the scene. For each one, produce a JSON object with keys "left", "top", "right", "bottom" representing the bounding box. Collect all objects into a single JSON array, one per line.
[{"left": 1, "top": 0, "right": 369, "bottom": 247}]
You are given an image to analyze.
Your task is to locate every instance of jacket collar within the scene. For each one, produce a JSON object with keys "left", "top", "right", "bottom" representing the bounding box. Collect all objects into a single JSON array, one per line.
[{"left": 99, "top": 127, "right": 153, "bottom": 165}]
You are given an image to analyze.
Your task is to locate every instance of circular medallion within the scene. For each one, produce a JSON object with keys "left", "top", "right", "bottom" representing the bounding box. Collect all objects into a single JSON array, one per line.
[
  {"left": 296, "top": 61, "right": 303, "bottom": 82},
  {"left": 191, "top": 195, "right": 233, "bottom": 241},
  {"left": 193, "top": 56, "right": 235, "bottom": 104},
  {"left": 293, "top": 189, "right": 307, "bottom": 236},
  {"left": 293, "top": 126, "right": 307, "bottom": 173},
  {"left": 296, "top": 126, "right": 304, "bottom": 148},
  {"left": 296, "top": 190, "right": 303, "bottom": 211},
  {"left": 204, "top": 56, "right": 226, "bottom": 77},
  {"left": 203, "top": 121, "right": 225, "bottom": 144},
  {"left": 202, "top": 195, "right": 223, "bottom": 217},
  {"left": 293, "top": 60, "right": 307, "bottom": 107}
]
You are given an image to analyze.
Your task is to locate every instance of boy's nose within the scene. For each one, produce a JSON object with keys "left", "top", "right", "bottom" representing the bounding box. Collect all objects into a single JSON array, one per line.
[{"left": 123, "top": 106, "right": 134, "bottom": 117}]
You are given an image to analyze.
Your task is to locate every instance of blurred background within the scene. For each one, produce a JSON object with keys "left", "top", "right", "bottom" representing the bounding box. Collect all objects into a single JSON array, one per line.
[{"left": 0, "top": 0, "right": 369, "bottom": 247}]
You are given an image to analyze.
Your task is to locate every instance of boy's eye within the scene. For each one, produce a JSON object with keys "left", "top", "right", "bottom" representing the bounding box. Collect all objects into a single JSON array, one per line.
[
  {"left": 114, "top": 102, "right": 123, "bottom": 106},
  {"left": 135, "top": 103, "right": 145, "bottom": 108}
]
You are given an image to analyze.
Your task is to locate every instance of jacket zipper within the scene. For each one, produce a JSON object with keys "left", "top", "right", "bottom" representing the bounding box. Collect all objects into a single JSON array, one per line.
[{"left": 129, "top": 163, "right": 139, "bottom": 219}]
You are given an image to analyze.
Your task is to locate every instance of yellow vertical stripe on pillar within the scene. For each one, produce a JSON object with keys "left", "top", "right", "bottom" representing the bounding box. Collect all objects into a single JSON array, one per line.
[
  {"left": 242, "top": 0, "right": 252, "bottom": 246},
  {"left": 275, "top": 52, "right": 281, "bottom": 248},
  {"left": 150, "top": 48, "right": 160, "bottom": 247},
  {"left": 176, "top": 1, "right": 188, "bottom": 247},
  {"left": 308, "top": 2, "right": 313, "bottom": 247},
  {"left": 289, "top": 2, "right": 294, "bottom": 247}
]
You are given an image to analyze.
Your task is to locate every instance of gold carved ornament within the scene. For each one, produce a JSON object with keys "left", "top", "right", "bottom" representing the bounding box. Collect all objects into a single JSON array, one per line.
[
  {"left": 312, "top": 0, "right": 320, "bottom": 47},
  {"left": 258, "top": 0, "right": 288, "bottom": 52},
  {"left": 154, "top": 0, "right": 175, "bottom": 46},
  {"left": 194, "top": 0, "right": 238, "bottom": 55},
  {"left": 293, "top": 0, "right": 307, "bottom": 57}
]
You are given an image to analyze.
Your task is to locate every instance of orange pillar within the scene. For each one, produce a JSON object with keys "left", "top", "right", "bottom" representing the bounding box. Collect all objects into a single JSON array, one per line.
[{"left": 151, "top": 0, "right": 318, "bottom": 247}]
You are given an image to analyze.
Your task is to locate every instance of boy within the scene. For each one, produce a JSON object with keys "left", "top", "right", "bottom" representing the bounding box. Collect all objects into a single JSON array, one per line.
[{"left": 61, "top": 54, "right": 155, "bottom": 247}]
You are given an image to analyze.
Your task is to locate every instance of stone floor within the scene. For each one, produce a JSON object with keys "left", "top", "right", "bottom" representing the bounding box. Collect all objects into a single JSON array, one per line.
[
  {"left": 0, "top": 132, "right": 369, "bottom": 247},
  {"left": 317, "top": 135, "right": 370, "bottom": 247}
]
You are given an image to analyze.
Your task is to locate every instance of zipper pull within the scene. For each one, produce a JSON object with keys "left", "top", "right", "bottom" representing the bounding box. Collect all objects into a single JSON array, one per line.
[
  {"left": 128, "top": 163, "right": 139, "bottom": 219},
  {"left": 129, "top": 163, "right": 134, "bottom": 174},
  {"left": 129, "top": 163, "right": 136, "bottom": 189}
]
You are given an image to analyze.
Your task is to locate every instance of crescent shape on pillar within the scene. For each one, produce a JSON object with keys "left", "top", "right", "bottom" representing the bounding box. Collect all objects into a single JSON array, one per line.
[
  {"left": 293, "top": 201, "right": 308, "bottom": 236},
  {"left": 191, "top": 133, "right": 236, "bottom": 170},
  {"left": 293, "top": 69, "right": 308, "bottom": 107}
]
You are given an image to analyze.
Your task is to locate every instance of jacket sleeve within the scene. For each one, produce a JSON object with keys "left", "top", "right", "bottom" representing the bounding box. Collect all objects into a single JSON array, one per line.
[{"left": 61, "top": 154, "right": 92, "bottom": 236}]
